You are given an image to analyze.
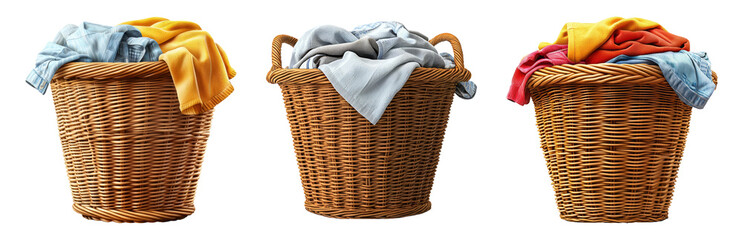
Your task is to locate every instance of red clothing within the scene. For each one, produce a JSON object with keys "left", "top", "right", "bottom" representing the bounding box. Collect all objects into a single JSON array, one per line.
[
  {"left": 585, "top": 28, "right": 690, "bottom": 64},
  {"left": 508, "top": 44, "right": 581, "bottom": 105}
]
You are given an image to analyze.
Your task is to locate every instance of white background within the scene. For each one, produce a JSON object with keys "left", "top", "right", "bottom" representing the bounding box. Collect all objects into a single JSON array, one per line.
[{"left": 0, "top": 0, "right": 739, "bottom": 239}]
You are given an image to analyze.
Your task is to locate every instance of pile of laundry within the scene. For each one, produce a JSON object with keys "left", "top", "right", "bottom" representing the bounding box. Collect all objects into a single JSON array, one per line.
[
  {"left": 26, "top": 17, "right": 235, "bottom": 115},
  {"left": 290, "top": 21, "right": 476, "bottom": 124},
  {"left": 507, "top": 17, "right": 715, "bottom": 109}
]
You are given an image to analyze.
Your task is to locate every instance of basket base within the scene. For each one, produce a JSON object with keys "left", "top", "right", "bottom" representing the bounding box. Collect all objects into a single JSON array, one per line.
[
  {"left": 305, "top": 201, "right": 432, "bottom": 219},
  {"left": 560, "top": 214, "right": 668, "bottom": 223},
  {"left": 73, "top": 204, "right": 195, "bottom": 223}
]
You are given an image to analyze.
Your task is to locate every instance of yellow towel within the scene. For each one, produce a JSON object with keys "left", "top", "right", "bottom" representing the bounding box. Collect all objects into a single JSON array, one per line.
[
  {"left": 121, "top": 17, "right": 236, "bottom": 115},
  {"left": 539, "top": 17, "right": 663, "bottom": 63}
]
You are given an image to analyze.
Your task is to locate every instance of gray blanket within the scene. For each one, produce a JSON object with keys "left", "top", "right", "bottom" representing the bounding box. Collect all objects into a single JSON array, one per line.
[{"left": 290, "top": 22, "right": 473, "bottom": 124}]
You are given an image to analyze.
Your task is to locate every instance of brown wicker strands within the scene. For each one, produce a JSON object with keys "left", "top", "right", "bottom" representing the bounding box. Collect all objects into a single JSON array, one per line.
[
  {"left": 51, "top": 61, "right": 213, "bottom": 223},
  {"left": 267, "top": 33, "right": 471, "bottom": 218},
  {"left": 527, "top": 63, "right": 717, "bottom": 222}
]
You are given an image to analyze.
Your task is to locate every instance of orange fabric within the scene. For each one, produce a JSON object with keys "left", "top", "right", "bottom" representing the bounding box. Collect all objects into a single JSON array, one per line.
[
  {"left": 585, "top": 28, "right": 690, "bottom": 64},
  {"left": 121, "top": 17, "right": 236, "bottom": 115},
  {"left": 539, "top": 17, "right": 663, "bottom": 62}
]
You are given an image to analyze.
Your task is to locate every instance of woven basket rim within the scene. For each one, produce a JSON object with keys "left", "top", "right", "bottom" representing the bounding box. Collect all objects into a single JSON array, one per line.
[
  {"left": 266, "top": 33, "right": 472, "bottom": 85},
  {"left": 527, "top": 63, "right": 717, "bottom": 89},
  {"left": 268, "top": 67, "right": 472, "bottom": 85},
  {"left": 53, "top": 61, "right": 170, "bottom": 80}
]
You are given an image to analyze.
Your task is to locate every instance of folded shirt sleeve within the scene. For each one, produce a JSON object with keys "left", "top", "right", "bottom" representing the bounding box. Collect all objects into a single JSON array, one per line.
[{"left": 26, "top": 43, "right": 92, "bottom": 94}]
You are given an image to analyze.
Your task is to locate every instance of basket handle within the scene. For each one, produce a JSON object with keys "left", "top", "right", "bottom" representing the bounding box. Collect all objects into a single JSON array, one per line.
[
  {"left": 270, "top": 34, "right": 298, "bottom": 72},
  {"left": 429, "top": 33, "right": 466, "bottom": 70}
]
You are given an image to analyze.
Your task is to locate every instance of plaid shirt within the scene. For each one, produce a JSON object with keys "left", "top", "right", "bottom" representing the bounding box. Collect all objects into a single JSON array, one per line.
[{"left": 26, "top": 22, "right": 162, "bottom": 94}]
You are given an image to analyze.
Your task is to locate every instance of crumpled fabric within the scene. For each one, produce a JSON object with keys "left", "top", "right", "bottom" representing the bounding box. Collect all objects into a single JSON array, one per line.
[
  {"left": 26, "top": 22, "right": 161, "bottom": 94},
  {"left": 508, "top": 44, "right": 580, "bottom": 105},
  {"left": 121, "top": 17, "right": 236, "bottom": 115},
  {"left": 290, "top": 22, "right": 475, "bottom": 124},
  {"left": 607, "top": 50, "right": 715, "bottom": 108},
  {"left": 585, "top": 28, "right": 690, "bottom": 64},
  {"left": 538, "top": 17, "right": 662, "bottom": 63}
]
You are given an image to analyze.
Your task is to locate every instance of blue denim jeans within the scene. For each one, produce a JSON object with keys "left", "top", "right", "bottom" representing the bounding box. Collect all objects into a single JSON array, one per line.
[{"left": 607, "top": 50, "right": 715, "bottom": 109}]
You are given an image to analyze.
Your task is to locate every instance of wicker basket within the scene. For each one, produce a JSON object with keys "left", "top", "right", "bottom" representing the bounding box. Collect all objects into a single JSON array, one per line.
[
  {"left": 266, "top": 33, "right": 471, "bottom": 218},
  {"left": 50, "top": 61, "right": 213, "bottom": 223},
  {"left": 527, "top": 63, "right": 717, "bottom": 222}
]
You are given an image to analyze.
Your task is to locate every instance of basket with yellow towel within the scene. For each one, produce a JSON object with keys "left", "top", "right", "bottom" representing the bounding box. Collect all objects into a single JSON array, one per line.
[{"left": 29, "top": 18, "right": 235, "bottom": 222}]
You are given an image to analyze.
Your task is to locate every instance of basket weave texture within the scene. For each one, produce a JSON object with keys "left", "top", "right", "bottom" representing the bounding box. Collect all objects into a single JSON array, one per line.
[
  {"left": 527, "top": 63, "right": 717, "bottom": 222},
  {"left": 51, "top": 61, "right": 213, "bottom": 223},
  {"left": 267, "top": 33, "right": 471, "bottom": 218}
]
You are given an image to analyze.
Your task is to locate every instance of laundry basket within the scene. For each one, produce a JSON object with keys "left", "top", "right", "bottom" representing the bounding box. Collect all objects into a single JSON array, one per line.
[
  {"left": 266, "top": 33, "right": 471, "bottom": 218},
  {"left": 527, "top": 63, "right": 717, "bottom": 222},
  {"left": 50, "top": 61, "right": 213, "bottom": 223}
]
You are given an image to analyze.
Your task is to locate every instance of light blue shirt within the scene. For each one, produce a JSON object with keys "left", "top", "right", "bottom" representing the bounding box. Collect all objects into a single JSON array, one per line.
[
  {"left": 27, "top": 22, "right": 162, "bottom": 94},
  {"left": 607, "top": 50, "right": 715, "bottom": 109}
]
